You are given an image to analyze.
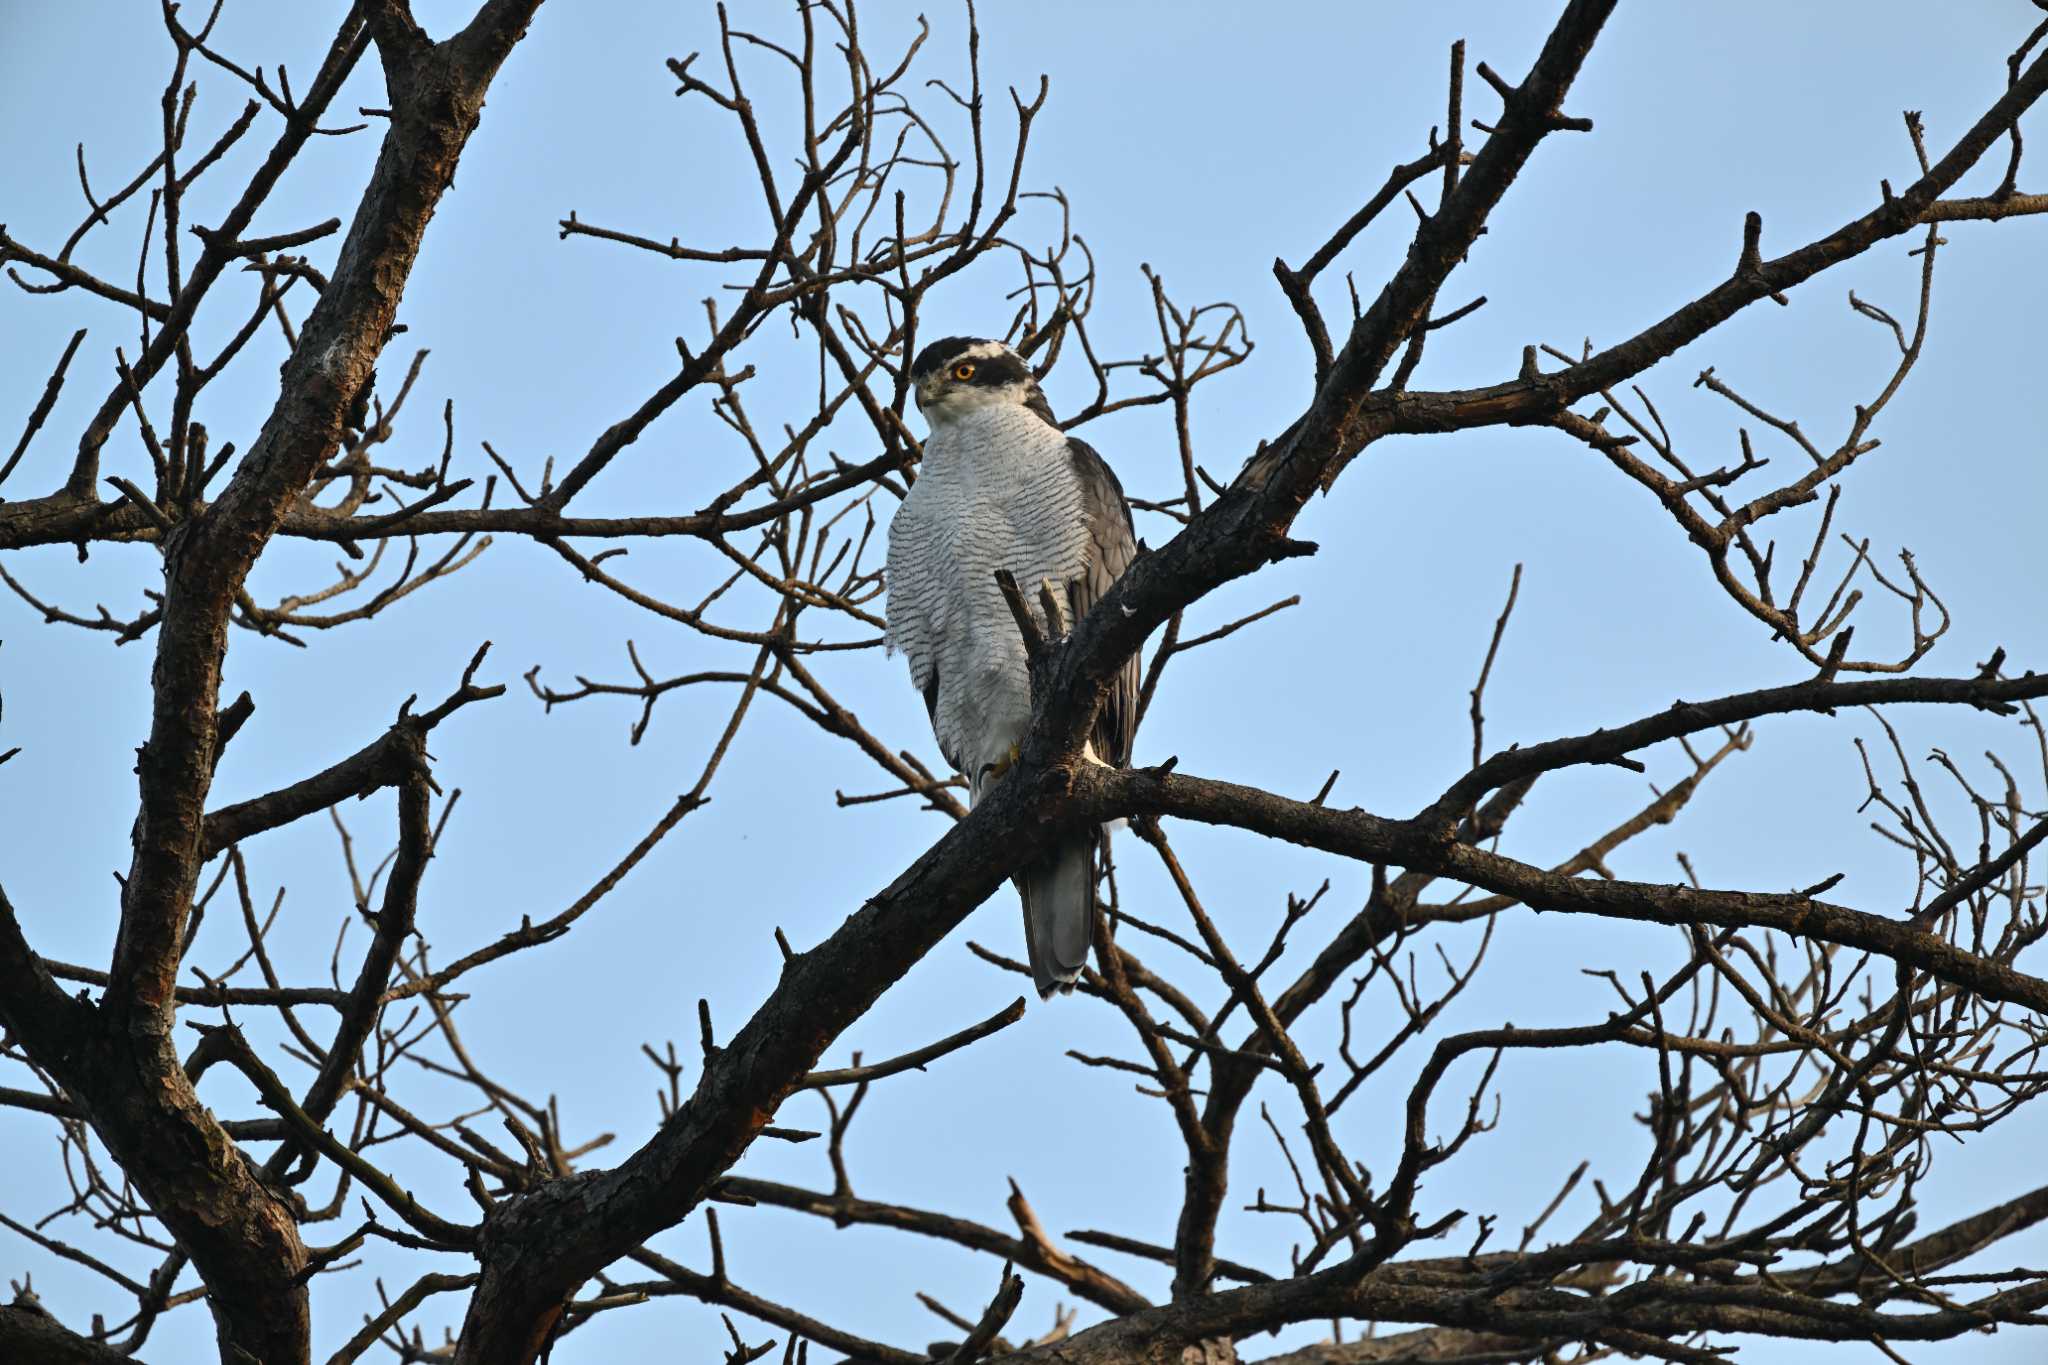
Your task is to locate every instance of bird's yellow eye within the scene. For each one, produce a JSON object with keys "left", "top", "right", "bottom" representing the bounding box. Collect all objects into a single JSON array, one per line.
[{"left": 953, "top": 362, "right": 977, "bottom": 381}]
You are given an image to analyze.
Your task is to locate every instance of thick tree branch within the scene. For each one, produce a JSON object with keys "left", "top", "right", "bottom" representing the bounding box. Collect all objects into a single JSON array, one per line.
[
  {"left": 0, "top": 1298, "right": 142, "bottom": 1365},
  {"left": 3, "top": 9, "right": 546, "bottom": 1364}
]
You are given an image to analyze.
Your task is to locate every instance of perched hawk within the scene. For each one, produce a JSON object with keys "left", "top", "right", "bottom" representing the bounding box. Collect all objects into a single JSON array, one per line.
[{"left": 884, "top": 336, "right": 1141, "bottom": 998}]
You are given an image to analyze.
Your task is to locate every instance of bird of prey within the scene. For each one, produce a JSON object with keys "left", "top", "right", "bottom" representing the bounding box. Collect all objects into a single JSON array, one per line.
[{"left": 884, "top": 336, "right": 1141, "bottom": 998}]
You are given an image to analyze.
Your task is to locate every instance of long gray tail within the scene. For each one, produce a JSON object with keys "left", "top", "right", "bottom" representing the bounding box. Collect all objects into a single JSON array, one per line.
[{"left": 1020, "top": 833, "right": 1095, "bottom": 998}]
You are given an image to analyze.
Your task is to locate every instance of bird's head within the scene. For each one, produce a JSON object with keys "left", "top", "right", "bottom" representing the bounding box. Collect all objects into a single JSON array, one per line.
[{"left": 909, "top": 336, "right": 1056, "bottom": 430}]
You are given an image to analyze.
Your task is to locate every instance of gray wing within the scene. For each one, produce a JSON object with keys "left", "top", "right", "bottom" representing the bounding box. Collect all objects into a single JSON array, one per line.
[{"left": 1064, "top": 436, "right": 1141, "bottom": 766}]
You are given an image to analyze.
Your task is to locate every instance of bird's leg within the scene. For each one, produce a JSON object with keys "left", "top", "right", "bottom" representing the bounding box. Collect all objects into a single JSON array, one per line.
[{"left": 982, "top": 741, "right": 1025, "bottom": 781}]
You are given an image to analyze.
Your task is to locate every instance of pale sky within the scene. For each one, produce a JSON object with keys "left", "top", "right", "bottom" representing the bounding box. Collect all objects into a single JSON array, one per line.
[{"left": 3, "top": 3, "right": 2045, "bottom": 1361}]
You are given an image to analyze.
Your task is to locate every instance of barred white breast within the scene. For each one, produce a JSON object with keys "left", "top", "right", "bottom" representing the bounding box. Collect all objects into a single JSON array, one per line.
[{"left": 886, "top": 402, "right": 1089, "bottom": 788}]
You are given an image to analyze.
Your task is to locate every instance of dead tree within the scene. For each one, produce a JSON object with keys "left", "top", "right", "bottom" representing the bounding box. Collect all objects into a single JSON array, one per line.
[{"left": 4, "top": 2, "right": 2048, "bottom": 1362}]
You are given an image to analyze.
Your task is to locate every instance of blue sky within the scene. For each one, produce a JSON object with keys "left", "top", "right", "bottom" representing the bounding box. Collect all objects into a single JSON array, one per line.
[{"left": 4, "top": 2, "right": 2046, "bottom": 1361}]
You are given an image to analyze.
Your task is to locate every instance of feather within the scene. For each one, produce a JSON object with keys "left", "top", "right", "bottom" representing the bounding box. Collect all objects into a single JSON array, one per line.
[
  {"left": 1064, "top": 436, "right": 1141, "bottom": 768},
  {"left": 1021, "top": 834, "right": 1095, "bottom": 998}
]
